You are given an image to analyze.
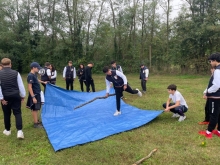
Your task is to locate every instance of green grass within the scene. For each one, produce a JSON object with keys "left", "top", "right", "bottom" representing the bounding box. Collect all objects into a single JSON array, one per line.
[{"left": 0, "top": 74, "right": 219, "bottom": 165}]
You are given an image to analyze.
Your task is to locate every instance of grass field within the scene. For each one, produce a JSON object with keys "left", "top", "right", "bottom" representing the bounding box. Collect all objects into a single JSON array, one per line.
[{"left": 0, "top": 73, "right": 219, "bottom": 165}]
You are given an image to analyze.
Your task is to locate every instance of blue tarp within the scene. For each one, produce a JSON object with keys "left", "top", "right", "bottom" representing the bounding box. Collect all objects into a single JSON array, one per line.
[{"left": 42, "top": 84, "right": 163, "bottom": 151}]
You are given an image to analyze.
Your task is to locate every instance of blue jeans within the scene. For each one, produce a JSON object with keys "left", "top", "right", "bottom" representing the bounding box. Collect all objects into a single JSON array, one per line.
[{"left": 162, "top": 103, "right": 188, "bottom": 116}]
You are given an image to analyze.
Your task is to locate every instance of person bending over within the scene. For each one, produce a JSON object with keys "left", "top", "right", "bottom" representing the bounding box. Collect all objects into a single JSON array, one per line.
[{"left": 103, "top": 66, "right": 142, "bottom": 116}]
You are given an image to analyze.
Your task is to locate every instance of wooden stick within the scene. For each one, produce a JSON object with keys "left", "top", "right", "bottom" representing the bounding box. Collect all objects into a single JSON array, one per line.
[
  {"left": 74, "top": 94, "right": 115, "bottom": 110},
  {"left": 132, "top": 149, "right": 158, "bottom": 165}
]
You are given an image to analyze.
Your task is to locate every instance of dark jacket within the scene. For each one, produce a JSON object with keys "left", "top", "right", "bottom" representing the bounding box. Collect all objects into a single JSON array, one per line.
[
  {"left": 65, "top": 66, "right": 74, "bottom": 78},
  {"left": 0, "top": 67, "right": 19, "bottom": 98},
  {"left": 77, "top": 68, "right": 85, "bottom": 80},
  {"left": 140, "top": 66, "right": 148, "bottom": 80},
  {"left": 206, "top": 65, "right": 220, "bottom": 97},
  {"left": 85, "top": 66, "right": 92, "bottom": 80},
  {"left": 106, "top": 70, "right": 124, "bottom": 87},
  {"left": 41, "top": 67, "right": 50, "bottom": 81}
]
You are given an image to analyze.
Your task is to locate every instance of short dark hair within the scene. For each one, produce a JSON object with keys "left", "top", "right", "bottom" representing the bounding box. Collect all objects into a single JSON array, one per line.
[
  {"left": 45, "top": 62, "right": 50, "bottom": 67},
  {"left": 79, "top": 64, "right": 84, "bottom": 68},
  {"left": 167, "top": 84, "right": 177, "bottom": 91},
  {"left": 88, "top": 62, "right": 94, "bottom": 65},
  {"left": 103, "top": 66, "right": 110, "bottom": 73},
  {"left": 111, "top": 61, "right": 116, "bottom": 65},
  {"left": 208, "top": 52, "right": 220, "bottom": 62}
]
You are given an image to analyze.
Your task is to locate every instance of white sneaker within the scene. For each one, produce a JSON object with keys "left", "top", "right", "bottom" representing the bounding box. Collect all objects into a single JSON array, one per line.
[
  {"left": 113, "top": 110, "right": 121, "bottom": 116},
  {"left": 136, "top": 89, "right": 142, "bottom": 97},
  {"left": 178, "top": 116, "right": 186, "bottom": 122},
  {"left": 172, "top": 113, "right": 180, "bottom": 118},
  {"left": 3, "top": 130, "right": 11, "bottom": 136},
  {"left": 17, "top": 130, "right": 24, "bottom": 139}
]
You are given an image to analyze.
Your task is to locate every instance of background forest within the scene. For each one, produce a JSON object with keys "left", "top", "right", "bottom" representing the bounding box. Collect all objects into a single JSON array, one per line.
[{"left": 0, "top": 0, "right": 219, "bottom": 74}]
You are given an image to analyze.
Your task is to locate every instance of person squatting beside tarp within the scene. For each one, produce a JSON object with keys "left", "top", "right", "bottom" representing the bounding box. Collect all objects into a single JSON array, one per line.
[{"left": 162, "top": 84, "right": 188, "bottom": 122}]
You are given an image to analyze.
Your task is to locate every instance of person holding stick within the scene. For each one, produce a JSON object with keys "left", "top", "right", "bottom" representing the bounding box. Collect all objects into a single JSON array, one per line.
[{"left": 103, "top": 66, "right": 142, "bottom": 116}]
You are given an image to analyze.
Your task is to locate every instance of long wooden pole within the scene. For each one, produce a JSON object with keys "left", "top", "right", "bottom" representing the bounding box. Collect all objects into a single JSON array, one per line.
[{"left": 132, "top": 149, "right": 157, "bottom": 165}]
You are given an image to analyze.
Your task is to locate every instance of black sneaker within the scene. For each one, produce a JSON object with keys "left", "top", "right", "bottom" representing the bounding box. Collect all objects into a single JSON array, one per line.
[
  {"left": 37, "top": 120, "right": 42, "bottom": 124},
  {"left": 33, "top": 123, "right": 43, "bottom": 128}
]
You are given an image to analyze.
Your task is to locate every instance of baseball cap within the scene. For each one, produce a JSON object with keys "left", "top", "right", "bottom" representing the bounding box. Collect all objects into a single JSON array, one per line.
[{"left": 30, "top": 62, "right": 41, "bottom": 69}]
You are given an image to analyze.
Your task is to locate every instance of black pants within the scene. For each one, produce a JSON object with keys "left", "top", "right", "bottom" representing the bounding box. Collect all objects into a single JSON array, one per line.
[
  {"left": 162, "top": 103, "right": 188, "bottom": 116},
  {"left": 50, "top": 81, "right": 56, "bottom": 85},
  {"left": 141, "top": 79, "right": 147, "bottom": 92},
  {"left": 115, "top": 85, "right": 138, "bottom": 111},
  {"left": 1, "top": 97, "right": 22, "bottom": 130},
  {"left": 204, "top": 98, "right": 210, "bottom": 122},
  {"left": 41, "top": 83, "right": 46, "bottom": 93},
  {"left": 207, "top": 98, "right": 220, "bottom": 132},
  {"left": 79, "top": 79, "right": 86, "bottom": 92},
  {"left": 86, "top": 79, "right": 95, "bottom": 92},
  {"left": 66, "top": 78, "right": 74, "bottom": 90}
]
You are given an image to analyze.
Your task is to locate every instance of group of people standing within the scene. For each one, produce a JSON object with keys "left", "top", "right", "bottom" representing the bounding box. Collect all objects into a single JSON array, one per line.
[
  {"left": 63, "top": 61, "right": 95, "bottom": 92},
  {"left": 40, "top": 62, "right": 57, "bottom": 92},
  {"left": 0, "top": 57, "right": 150, "bottom": 139}
]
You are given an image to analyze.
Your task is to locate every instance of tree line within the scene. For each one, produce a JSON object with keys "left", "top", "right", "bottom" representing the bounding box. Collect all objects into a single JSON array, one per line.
[{"left": 0, "top": 0, "right": 219, "bottom": 74}]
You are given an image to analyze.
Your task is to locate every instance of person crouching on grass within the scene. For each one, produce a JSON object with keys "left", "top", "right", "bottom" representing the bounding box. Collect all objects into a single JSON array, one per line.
[
  {"left": 26, "top": 62, "right": 47, "bottom": 128},
  {"left": 103, "top": 66, "right": 142, "bottom": 116},
  {"left": 199, "top": 52, "right": 220, "bottom": 139},
  {"left": 162, "top": 84, "right": 188, "bottom": 122}
]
